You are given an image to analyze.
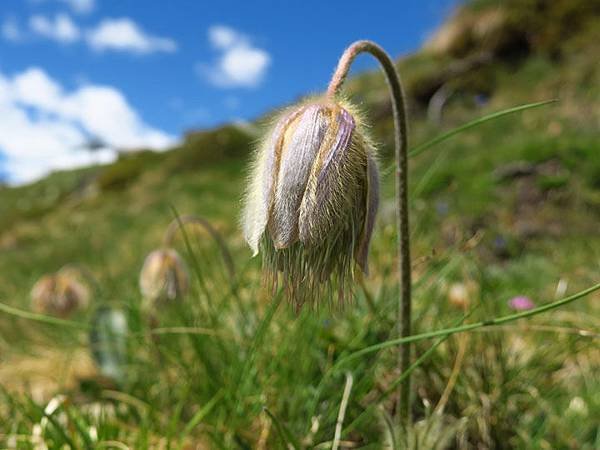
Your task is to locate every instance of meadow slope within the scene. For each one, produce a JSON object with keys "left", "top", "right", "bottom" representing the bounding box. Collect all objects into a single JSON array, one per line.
[{"left": 0, "top": 0, "right": 599, "bottom": 447}]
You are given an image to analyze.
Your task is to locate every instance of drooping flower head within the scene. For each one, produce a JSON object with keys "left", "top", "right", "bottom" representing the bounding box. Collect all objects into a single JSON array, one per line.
[
  {"left": 31, "top": 269, "right": 91, "bottom": 317},
  {"left": 242, "top": 97, "right": 379, "bottom": 307},
  {"left": 139, "top": 248, "right": 190, "bottom": 308}
]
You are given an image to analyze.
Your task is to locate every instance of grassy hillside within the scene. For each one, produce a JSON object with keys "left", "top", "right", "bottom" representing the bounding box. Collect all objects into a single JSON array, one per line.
[{"left": 0, "top": 0, "right": 599, "bottom": 448}]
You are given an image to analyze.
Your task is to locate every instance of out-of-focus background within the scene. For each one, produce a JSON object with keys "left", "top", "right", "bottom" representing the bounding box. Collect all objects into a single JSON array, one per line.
[{"left": 0, "top": 0, "right": 599, "bottom": 448}]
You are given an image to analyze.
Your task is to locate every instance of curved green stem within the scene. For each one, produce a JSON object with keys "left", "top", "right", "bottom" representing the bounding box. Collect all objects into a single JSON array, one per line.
[
  {"left": 163, "top": 214, "right": 236, "bottom": 281},
  {"left": 58, "top": 263, "right": 101, "bottom": 293},
  {"left": 327, "top": 40, "right": 412, "bottom": 422}
]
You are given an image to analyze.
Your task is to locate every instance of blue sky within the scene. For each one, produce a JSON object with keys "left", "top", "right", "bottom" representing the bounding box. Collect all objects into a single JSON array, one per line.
[{"left": 0, "top": 0, "right": 458, "bottom": 184}]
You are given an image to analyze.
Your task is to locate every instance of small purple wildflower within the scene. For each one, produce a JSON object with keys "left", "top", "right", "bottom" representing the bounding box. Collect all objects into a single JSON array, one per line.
[{"left": 508, "top": 296, "right": 535, "bottom": 311}]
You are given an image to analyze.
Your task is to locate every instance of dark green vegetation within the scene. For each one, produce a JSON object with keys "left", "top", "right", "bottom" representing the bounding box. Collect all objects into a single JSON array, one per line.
[{"left": 0, "top": 0, "right": 599, "bottom": 448}]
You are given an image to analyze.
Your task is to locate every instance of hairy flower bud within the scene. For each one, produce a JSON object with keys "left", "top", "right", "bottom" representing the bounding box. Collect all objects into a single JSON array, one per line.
[
  {"left": 31, "top": 270, "right": 90, "bottom": 317},
  {"left": 242, "top": 98, "right": 379, "bottom": 306},
  {"left": 139, "top": 248, "right": 189, "bottom": 307}
]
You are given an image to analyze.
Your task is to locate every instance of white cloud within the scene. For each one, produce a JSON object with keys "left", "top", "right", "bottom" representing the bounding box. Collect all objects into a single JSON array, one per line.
[
  {"left": 1, "top": 17, "right": 23, "bottom": 42},
  {"left": 200, "top": 25, "right": 270, "bottom": 88},
  {"left": 30, "top": 13, "right": 80, "bottom": 43},
  {"left": 209, "top": 25, "right": 238, "bottom": 50},
  {"left": 6, "top": 14, "right": 177, "bottom": 56},
  {"left": 28, "top": 0, "right": 96, "bottom": 15},
  {"left": 86, "top": 18, "right": 177, "bottom": 54},
  {"left": 0, "top": 67, "right": 175, "bottom": 184}
]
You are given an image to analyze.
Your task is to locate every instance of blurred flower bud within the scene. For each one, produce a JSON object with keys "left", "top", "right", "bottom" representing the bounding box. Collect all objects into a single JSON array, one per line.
[
  {"left": 447, "top": 282, "right": 470, "bottom": 310},
  {"left": 242, "top": 98, "right": 379, "bottom": 306},
  {"left": 508, "top": 295, "right": 534, "bottom": 311},
  {"left": 31, "top": 270, "right": 90, "bottom": 317},
  {"left": 139, "top": 248, "right": 189, "bottom": 306}
]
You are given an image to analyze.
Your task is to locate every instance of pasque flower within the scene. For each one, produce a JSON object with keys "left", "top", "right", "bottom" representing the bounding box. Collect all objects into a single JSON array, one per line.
[
  {"left": 243, "top": 39, "right": 413, "bottom": 419},
  {"left": 139, "top": 215, "right": 235, "bottom": 310},
  {"left": 242, "top": 97, "right": 379, "bottom": 305},
  {"left": 31, "top": 268, "right": 90, "bottom": 317},
  {"left": 139, "top": 248, "right": 190, "bottom": 306}
]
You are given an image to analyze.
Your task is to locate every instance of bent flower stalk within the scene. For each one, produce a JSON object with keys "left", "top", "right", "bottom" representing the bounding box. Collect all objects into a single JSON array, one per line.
[
  {"left": 242, "top": 97, "right": 379, "bottom": 308},
  {"left": 244, "top": 39, "right": 413, "bottom": 422}
]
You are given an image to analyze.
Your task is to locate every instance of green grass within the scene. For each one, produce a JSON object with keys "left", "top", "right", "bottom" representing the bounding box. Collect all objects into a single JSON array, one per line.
[{"left": 1, "top": 1, "right": 599, "bottom": 447}]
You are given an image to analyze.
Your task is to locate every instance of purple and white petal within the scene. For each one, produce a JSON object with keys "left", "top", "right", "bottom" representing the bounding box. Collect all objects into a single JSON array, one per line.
[
  {"left": 242, "top": 107, "right": 304, "bottom": 254},
  {"left": 270, "top": 104, "right": 328, "bottom": 248},
  {"left": 356, "top": 154, "right": 379, "bottom": 274},
  {"left": 298, "top": 108, "right": 356, "bottom": 245}
]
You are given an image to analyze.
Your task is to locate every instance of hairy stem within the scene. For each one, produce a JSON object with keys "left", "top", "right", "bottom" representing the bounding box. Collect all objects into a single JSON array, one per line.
[{"left": 327, "top": 40, "right": 412, "bottom": 423}]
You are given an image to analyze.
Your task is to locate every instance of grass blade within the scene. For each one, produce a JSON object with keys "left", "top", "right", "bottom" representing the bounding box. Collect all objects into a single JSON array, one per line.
[
  {"left": 181, "top": 390, "right": 223, "bottom": 437},
  {"left": 27, "top": 398, "right": 78, "bottom": 449},
  {"left": 336, "top": 281, "right": 600, "bottom": 365},
  {"left": 263, "top": 407, "right": 301, "bottom": 450},
  {"left": 64, "top": 406, "right": 94, "bottom": 450},
  {"left": 342, "top": 313, "right": 469, "bottom": 435},
  {"left": 332, "top": 372, "right": 354, "bottom": 450},
  {"left": 0, "top": 300, "right": 88, "bottom": 329},
  {"left": 380, "top": 408, "right": 398, "bottom": 450},
  {"left": 234, "top": 289, "right": 284, "bottom": 413},
  {"left": 409, "top": 99, "right": 557, "bottom": 158}
]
